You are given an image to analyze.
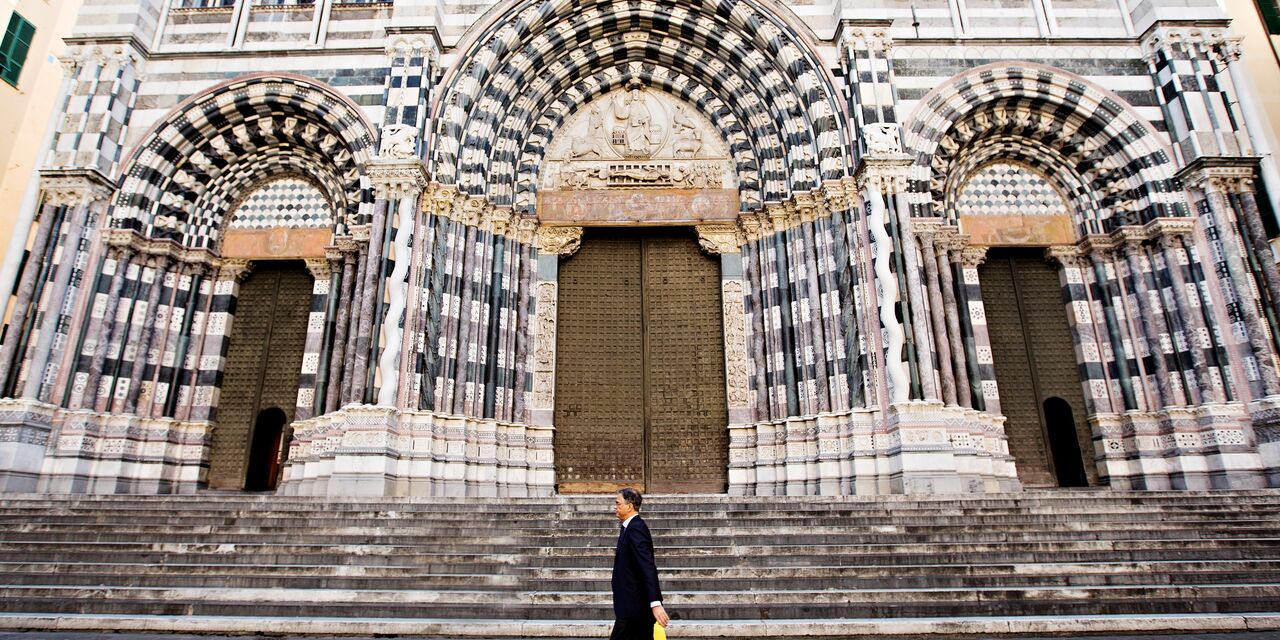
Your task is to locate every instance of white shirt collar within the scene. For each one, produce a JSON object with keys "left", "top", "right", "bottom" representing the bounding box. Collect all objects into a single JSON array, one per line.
[{"left": 622, "top": 514, "right": 638, "bottom": 528}]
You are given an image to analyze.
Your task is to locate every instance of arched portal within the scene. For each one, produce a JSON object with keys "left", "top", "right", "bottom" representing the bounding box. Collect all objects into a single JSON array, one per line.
[
  {"left": 430, "top": 0, "right": 851, "bottom": 495},
  {"left": 209, "top": 260, "right": 313, "bottom": 490}
]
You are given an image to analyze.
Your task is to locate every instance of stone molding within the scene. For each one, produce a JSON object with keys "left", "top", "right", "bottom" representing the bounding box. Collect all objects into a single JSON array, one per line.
[
  {"left": 39, "top": 170, "right": 114, "bottom": 209},
  {"left": 1176, "top": 157, "right": 1261, "bottom": 194}
]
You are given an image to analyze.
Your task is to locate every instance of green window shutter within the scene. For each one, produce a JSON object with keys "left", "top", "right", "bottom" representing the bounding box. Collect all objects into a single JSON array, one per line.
[
  {"left": 1, "top": 12, "right": 35, "bottom": 87},
  {"left": 1261, "top": 0, "right": 1280, "bottom": 36}
]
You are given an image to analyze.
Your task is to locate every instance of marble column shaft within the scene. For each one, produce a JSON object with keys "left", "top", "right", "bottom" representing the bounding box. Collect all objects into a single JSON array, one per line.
[
  {"left": 1205, "top": 186, "right": 1280, "bottom": 396},
  {"left": 1160, "top": 233, "right": 1222, "bottom": 403},
  {"left": 0, "top": 203, "right": 62, "bottom": 394},
  {"left": 897, "top": 208, "right": 938, "bottom": 403},
  {"left": 936, "top": 239, "right": 971, "bottom": 409},
  {"left": 324, "top": 252, "right": 354, "bottom": 414},
  {"left": 351, "top": 199, "right": 390, "bottom": 405},
  {"left": 341, "top": 243, "right": 368, "bottom": 405},
  {"left": 77, "top": 246, "right": 135, "bottom": 411},
  {"left": 123, "top": 256, "right": 171, "bottom": 414},
  {"left": 22, "top": 201, "right": 91, "bottom": 402},
  {"left": 918, "top": 229, "right": 957, "bottom": 406},
  {"left": 1121, "top": 240, "right": 1177, "bottom": 407},
  {"left": 1233, "top": 187, "right": 1280, "bottom": 337}
]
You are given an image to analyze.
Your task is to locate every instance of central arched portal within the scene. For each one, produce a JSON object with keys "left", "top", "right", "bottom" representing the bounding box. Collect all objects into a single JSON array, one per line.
[{"left": 554, "top": 227, "right": 728, "bottom": 493}]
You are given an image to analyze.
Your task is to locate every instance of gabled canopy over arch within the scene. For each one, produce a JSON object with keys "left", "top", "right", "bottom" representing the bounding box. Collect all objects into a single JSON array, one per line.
[
  {"left": 904, "top": 62, "right": 1186, "bottom": 233},
  {"left": 114, "top": 73, "right": 378, "bottom": 250},
  {"left": 430, "top": 0, "right": 849, "bottom": 213}
]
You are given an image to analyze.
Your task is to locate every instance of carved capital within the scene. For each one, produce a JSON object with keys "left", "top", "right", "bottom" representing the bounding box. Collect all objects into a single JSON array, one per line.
[
  {"left": 218, "top": 258, "right": 254, "bottom": 283},
  {"left": 349, "top": 224, "right": 372, "bottom": 243},
  {"left": 696, "top": 224, "right": 741, "bottom": 255},
  {"left": 1147, "top": 218, "right": 1196, "bottom": 249},
  {"left": 910, "top": 217, "right": 944, "bottom": 244},
  {"left": 366, "top": 160, "right": 429, "bottom": 200},
  {"left": 1045, "top": 245, "right": 1084, "bottom": 268},
  {"left": 854, "top": 155, "right": 913, "bottom": 194},
  {"left": 39, "top": 171, "right": 114, "bottom": 208},
  {"left": 304, "top": 257, "right": 331, "bottom": 280},
  {"left": 535, "top": 226, "right": 584, "bottom": 256},
  {"left": 1079, "top": 234, "right": 1119, "bottom": 261},
  {"left": 959, "top": 245, "right": 988, "bottom": 268}
]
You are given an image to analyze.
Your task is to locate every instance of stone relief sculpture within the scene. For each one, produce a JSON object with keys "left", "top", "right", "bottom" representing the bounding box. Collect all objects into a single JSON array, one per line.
[
  {"left": 380, "top": 125, "right": 419, "bottom": 160},
  {"left": 541, "top": 84, "right": 735, "bottom": 192},
  {"left": 865, "top": 123, "right": 903, "bottom": 155}
]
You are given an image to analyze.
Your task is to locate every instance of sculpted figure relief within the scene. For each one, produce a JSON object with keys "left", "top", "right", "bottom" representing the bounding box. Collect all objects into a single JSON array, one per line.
[{"left": 541, "top": 85, "right": 734, "bottom": 192}]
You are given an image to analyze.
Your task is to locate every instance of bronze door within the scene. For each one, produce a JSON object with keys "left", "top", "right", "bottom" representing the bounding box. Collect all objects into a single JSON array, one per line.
[
  {"left": 208, "top": 260, "right": 313, "bottom": 490},
  {"left": 555, "top": 228, "right": 728, "bottom": 493},
  {"left": 980, "top": 249, "right": 1098, "bottom": 488}
]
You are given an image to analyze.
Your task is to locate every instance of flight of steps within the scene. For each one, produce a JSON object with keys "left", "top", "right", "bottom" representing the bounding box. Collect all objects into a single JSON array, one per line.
[{"left": 0, "top": 490, "right": 1278, "bottom": 637}]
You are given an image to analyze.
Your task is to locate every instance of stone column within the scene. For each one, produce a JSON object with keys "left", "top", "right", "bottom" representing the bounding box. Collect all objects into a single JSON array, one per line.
[
  {"left": 0, "top": 200, "right": 62, "bottom": 395},
  {"left": 75, "top": 240, "right": 136, "bottom": 411},
  {"left": 529, "top": 226, "right": 582, "bottom": 492},
  {"left": 935, "top": 229, "right": 972, "bottom": 409},
  {"left": 326, "top": 239, "right": 358, "bottom": 414},
  {"left": 1182, "top": 162, "right": 1280, "bottom": 398},
  {"left": 1046, "top": 245, "right": 1112, "bottom": 415},
  {"left": 1230, "top": 180, "right": 1280, "bottom": 330},
  {"left": 854, "top": 151, "right": 914, "bottom": 406},
  {"left": 341, "top": 227, "right": 369, "bottom": 405},
  {"left": 957, "top": 244, "right": 997, "bottom": 414},
  {"left": 188, "top": 259, "right": 252, "bottom": 423},
  {"left": 1118, "top": 228, "right": 1178, "bottom": 408},
  {"left": 1083, "top": 238, "right": 1140, "bottom": 411},
  {"left": 1153, "top": 221, "right": 1222, "bottom": 404},
  {"left": 914, "top": 219, "right": 956, "bottom": 407},
  {"left": 367, "top": 160, "right": 429, "bottom": 407},
  {"left": 122, "top": 254, "right": 172, "bottom": 414},
  {"left": 295, "top": 257, "right": 333, "bottom": 421},
  {"left": 350, "top": 196, "right": 389, "bottom": 405}
]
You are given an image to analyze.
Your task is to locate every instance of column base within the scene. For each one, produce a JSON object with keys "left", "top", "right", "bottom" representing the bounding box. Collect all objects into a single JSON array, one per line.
[
  {"left": 1092, "top": 403, "right": 1268, "bottom": 490},
  {"left": 280, "top": 405, "right": 555, "bottom": 497},
  {"left": 726, "top": 401, "right": 1020, "bottom": 496},
  {"left": 0, "top": 399, "right": 210, "bottom": 494}
]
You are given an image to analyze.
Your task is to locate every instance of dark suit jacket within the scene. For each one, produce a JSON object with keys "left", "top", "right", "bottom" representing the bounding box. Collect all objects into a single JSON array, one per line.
[{"left": 612, "top": 515, "right": 663, "bottom": 621}]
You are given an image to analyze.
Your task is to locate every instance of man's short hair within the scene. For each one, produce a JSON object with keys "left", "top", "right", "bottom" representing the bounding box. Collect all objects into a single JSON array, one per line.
[{"left": 618, "top": 487, "right": 642, "bottom": 510}]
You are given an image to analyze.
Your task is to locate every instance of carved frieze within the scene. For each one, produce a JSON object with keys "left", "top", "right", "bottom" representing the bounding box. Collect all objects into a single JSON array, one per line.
[{"left": 534, "top": 226, "right": 584, "bottom": 256}]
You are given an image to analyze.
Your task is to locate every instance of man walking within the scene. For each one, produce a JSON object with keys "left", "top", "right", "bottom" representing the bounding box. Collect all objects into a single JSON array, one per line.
[{"left": 612, "top": 487, "right": 670, "bottom": 640}]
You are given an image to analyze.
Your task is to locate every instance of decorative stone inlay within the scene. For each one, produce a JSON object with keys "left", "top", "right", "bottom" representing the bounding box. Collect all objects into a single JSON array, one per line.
[
  {"left": 228, "top": 177, "right": 332, "bottom": 230},
  {"left": 534, "top": 226, "right": 583, "bottom": 257}
]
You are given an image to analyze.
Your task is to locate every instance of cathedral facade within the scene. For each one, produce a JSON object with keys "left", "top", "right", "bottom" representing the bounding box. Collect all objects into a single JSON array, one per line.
[{"left": 0, "top": 0, "right": 1278, "bottom": 497}]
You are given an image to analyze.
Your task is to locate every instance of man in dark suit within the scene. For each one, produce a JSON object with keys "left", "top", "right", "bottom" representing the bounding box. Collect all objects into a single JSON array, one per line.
[{"left": 611, "top": 487, "right": 669, "bottom": 640}]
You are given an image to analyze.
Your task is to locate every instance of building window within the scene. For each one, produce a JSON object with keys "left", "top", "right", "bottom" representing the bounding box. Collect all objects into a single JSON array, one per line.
[
  {"left": 1, "top": 12, "right": 36, "bottom": 88},
  {"left": 176, "top": 0, "right": 236, "bottom": 8},
  {"left": 1259, "top": 0, "right": 1280, "bottom": 35}
]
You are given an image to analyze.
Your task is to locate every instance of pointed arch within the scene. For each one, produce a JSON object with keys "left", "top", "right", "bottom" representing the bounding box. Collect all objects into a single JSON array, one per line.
[{"left": 114, "top": 73, "right": 378, "bottom": 250}]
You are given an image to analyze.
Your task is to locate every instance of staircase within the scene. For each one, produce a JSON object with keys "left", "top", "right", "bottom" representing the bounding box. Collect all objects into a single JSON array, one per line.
[{"left": 0, "top": 490, "right": 1278, "bottom": 637}]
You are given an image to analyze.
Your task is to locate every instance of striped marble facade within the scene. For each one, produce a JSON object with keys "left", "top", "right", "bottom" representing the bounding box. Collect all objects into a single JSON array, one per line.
[{"left": 0, "top": 0, "right": 1277, "bottom": 496}]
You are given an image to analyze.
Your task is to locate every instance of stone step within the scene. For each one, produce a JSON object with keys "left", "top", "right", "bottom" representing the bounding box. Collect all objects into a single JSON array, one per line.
[{"left": 0, "top": 584, "right": 1276, "bottom": 619}]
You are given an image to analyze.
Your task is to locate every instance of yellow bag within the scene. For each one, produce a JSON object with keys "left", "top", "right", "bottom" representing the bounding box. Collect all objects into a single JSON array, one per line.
[{"left": 653, "top": 622, "right": 667, "bottom": 640}]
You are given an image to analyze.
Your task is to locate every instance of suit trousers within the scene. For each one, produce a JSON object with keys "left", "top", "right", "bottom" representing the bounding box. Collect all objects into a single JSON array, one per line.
[{"left": 609, "top": 616, "right": 654, "bottom": 640}]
